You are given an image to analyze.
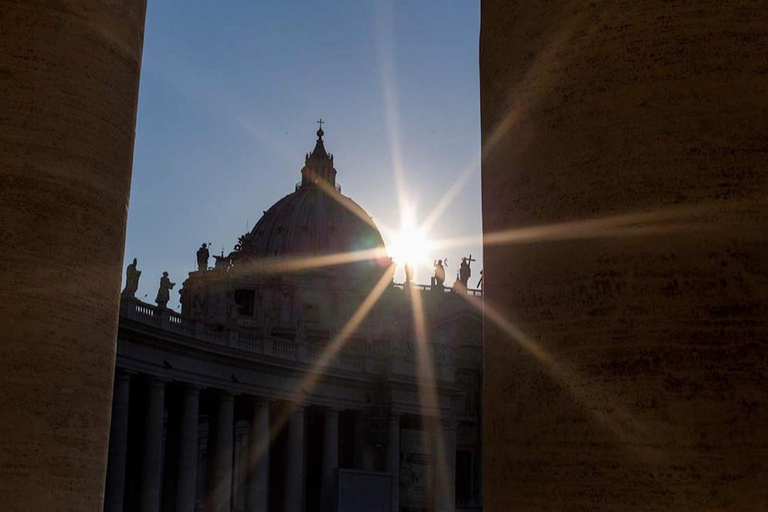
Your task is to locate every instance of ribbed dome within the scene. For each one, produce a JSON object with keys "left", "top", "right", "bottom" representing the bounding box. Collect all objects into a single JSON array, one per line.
[
  {"left": 233, "top": 127, "right": 386, "bottom": 263},
  {"left": 236, "top": 185, "right": 385, "bottom": 258}
]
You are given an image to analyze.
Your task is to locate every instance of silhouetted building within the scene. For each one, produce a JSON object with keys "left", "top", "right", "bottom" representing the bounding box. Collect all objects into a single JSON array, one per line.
[{"left": 106, "top": 129, "right": 483, "bottom": 512}]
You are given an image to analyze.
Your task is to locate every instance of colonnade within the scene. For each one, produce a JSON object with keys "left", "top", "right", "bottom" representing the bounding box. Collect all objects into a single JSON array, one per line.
[
  {"left": 104, "top": 371, "right": 457, "bottom": 512},
  {"left": 104, "top": 372, "right": 322, "bottom": 512}
]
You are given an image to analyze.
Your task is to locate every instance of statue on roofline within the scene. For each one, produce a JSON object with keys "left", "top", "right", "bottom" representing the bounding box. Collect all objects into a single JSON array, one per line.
[
  {"left": 155, "top": 272, "right": 175, "bottom": 309},
  {"left": 197, "top": 243, "right": 210, "bottom": 271},
  {"left": 458, "top": 255, "right": 475, "bottom": 288},
  {"left": 121, "top": 258, "right": 141, "bottom": 298},
  {"left": 433, "top": 259, "right": 446, "bottom": 288}
]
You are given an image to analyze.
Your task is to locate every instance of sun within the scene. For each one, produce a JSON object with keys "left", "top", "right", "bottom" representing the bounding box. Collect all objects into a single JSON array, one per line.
[{"left": 388, "top": 221, "right": 433, "bottom": 269}]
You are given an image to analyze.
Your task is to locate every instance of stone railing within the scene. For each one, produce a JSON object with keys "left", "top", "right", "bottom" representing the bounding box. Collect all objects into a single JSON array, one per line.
[
  {"left": 392, "top": 282, "right": 483, "bottom": 297},
  {"left": 119, "top": 299, "right": 367, "bottom": 373}
]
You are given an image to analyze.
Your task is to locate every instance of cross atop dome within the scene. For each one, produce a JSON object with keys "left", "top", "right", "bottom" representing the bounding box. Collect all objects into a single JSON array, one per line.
[{"left": 302, "top": 120, "right": 336, "bottom": 187}]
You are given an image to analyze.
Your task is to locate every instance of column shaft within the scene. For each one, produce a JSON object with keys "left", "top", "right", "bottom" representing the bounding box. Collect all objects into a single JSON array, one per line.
[
  {"left": 285, "top": 406, "right": 305, "bottom": 512},
  {"left": 352, "top": 412, "right": 366, "bottom": 470},
  {"left": 213, "top": 393, "right": 235, "bottom": 512},
  {"left": 386, "top": 414, "right": 400, "bottom": 512},
  {"left": 140, "top": 379, "right": 166, "bottom": 512},
  {"left": 321, "top": 408, "right": 340, "bottom": 512},
  {"left": 176, "top": 386, "right": 200, "bottom": 512},
  {"left": 432, "top": 420, "right": 456, "bottom": 512},
  {"left": 248, "top": 400, "right": 270, "bottom": 512},
  {"left": 481, "top": 3, "right": 768, "bottom": 509},
  {"left": 0, "top": 1, "right": 147, "bottom": 508},
  {"left": 104, "top": 371, "right": 131, "bottom": 512}
]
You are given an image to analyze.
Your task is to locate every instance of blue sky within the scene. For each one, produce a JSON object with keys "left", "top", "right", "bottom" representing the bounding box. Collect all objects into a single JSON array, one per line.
[{"left": 124, "top": 0, "right": 481, "bottom": 309}]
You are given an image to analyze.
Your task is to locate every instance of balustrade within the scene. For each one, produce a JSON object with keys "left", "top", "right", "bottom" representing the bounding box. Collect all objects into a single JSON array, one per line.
[
  {"left": 392, "top": 282, "right": 483, "bottom": 296},
  {"left": 119, "top": 299, "right": 385, "bottom": 374},
  {"left": 273, "top": 339, "right": 297, "bottom": 359}
]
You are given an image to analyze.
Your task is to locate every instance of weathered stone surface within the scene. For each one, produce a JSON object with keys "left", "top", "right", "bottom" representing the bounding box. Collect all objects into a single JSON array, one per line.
[
  {"left": 0, "top": 1, "right": 146, "bottom": 509},
  {"left": 480, "top": 1, "right": 768, "bottom": 510}
]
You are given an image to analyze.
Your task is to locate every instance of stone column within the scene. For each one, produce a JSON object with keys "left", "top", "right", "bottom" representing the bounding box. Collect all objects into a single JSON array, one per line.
[
  {"left": 248, "top": 399, "right": 270, "bottom": 512},
  {"left": 352, "top": 412, "right": 366, "bottom": 470},
  {"left": 285, "top": 405, "right": 305, "bottom": 512},
  {"left": 0, "top": 1, "right": 147, "bottom": 509},
  {"left": 176, "top": 386, "right": 200, "bottom": 512},
  {"left": 480, "top": 1, "right": 768, "bottom": 510},
  {"left": 432, "top": 419, "right": 456, "bottom": 512},
  {"left": 213, "top": 392, "right": 235, "bottom": 512},
  {"left": 140, "top": 378, "right": 166, "bottom": 512},
  {"left": 104, "top": 371, "right": 132, "bottom": 512},
  {"left": 321, "top": 408, "right": 340, "bottom": 512},
  {"left": 386, "top": 413, "right": 400, "bottom": 512}
]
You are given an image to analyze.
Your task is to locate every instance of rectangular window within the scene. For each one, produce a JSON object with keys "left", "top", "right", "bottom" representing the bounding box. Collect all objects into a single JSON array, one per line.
[{"left": 234, "top": 289, "right": 255, "bottom": 316}]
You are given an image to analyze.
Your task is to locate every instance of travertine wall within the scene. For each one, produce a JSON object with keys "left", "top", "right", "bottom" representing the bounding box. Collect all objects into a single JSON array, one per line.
[
  {"left": 480, "top": 1, "right": 768, "bottom": 510},
  {"left": 0, "top": 1, "right": 147, "bottom": 510}
]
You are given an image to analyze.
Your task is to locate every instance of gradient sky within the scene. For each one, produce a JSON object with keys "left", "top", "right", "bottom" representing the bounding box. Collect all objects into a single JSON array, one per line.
[{"left": 124, "top": 0, "right": 481, "bottom": 309}]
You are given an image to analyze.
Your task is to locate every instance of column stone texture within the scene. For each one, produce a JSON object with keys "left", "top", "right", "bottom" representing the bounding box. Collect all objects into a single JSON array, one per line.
[
  {"left": 176, "top": 386, "right": 200, "bottom": 512},
  {"left": 104, "top": 371, "right": 132, "bottom": 512},
  {"left": 480, "top": 1, "right": 768, "bottom": 510},
  {"left": 248, "top": 399, "right": 270, "bottom": 512},
  {"left": 285, "top": 406, "right": 305, "bottom": 512},
  {"left": 321, "top": 408, "right": 340, "bottom": 512},
  {"left": 352, "top": 412, "right": 366, "bottom": 470},
  {"left": 140, "top": 379, "right": 166, "bottom": 512},
  {"left": 433, "top": 420, "right": 456, "bottom": 512},
  {"left": 0, "top": 1, "right": 147, "bottom": 509},
  {"left": 213, "top": 393, "right": 235, "bottom": 512},
  {"left": 386, "top": 413, "right": 400, "bottom": 512}
]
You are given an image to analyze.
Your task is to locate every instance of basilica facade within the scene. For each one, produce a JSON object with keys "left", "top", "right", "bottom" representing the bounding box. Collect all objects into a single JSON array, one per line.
[{"left": 104, "top": 129, "right": 483, "bottom": 512}]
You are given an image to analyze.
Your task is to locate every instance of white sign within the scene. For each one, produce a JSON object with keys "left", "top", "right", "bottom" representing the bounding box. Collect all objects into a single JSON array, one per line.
[{"left": 400, "top": 429, "right": 431, "bottom": 509}]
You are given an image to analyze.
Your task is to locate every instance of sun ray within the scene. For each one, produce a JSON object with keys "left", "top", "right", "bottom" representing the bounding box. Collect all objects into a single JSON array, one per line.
[
  {"left": 431, "top": 202, "right": 717, "bottom": 253},
  {"left": 418, "top": 162, "right": 477, "bottom": 235},
  {"left": 479, "top": 9, "right": 590, "bottom": 165},
  {"left": 455, "top": 288, "right": 671, "bottom": 466},
  {"left": 233, "top": 246, "right": 391, "bottom": 276},
  {"left": 301, "top": 263, "right": 396, "bottom": 389},
  {"left": 248, "top": 264, "right": 395, "bottom": 466},
  {"left": 304, "top": 168, "right": 397, "bottom": 238},
  {"left": 406, "top": 285, "right": 452, "bottom": 506},
  {"left": 374, "top": 0, "right": 408, "bottom": 223}
]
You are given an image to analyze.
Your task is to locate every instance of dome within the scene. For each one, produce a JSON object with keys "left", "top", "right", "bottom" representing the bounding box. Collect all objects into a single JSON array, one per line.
[{"left": 233, "top": 128, "right": 387, "bottom": 264}]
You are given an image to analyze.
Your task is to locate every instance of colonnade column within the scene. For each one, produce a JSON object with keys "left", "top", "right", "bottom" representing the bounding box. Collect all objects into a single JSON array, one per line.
[
  {"left": 213, "top": 392, "right": 235, "bottom": 512},
  {"left": 0, "top": 1, "right": 147, "bottom": 508},
  {"left": 321, "top": 408, "right": 340, "bottom": 512},
  {"left": 248, "top": 399, "right": 270, "bottom": 512},
  {"left": 353, "top": 412, "right": 366, "bottom": 470},
  {"left": 285, "top": 405, "right": 306, "bottom": 512},
  {"left": 104, "top": 370, "right": 132, "bottom": 512},
  {"left": 140, "top": 378, "right": 166, "bottom": 512},
  {"left": 432, "top": 419, "right": 456, "bottom": 512},
  {"left": 176, "top": 386, "right": 200, "bottom": 512},
  {"left": 386, "top": 413, "right": 400, "bottom": 512}
]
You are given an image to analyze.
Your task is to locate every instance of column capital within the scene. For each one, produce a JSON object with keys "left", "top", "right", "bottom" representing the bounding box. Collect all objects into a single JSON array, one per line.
[
  {"left": 218, "top": 391, "right": 236, "bottom": 402},
  {"left": 114, "top": 368, "right": 134, "bottom": 382},
  {"left": 146, "top": 376, "right": 169, "bottom": 388},
  {"left": 287, "top": 401, "right": 308, "bottom": 412},
  {"left": 182, "top": 384, "right": 201, "bottom": 395}
]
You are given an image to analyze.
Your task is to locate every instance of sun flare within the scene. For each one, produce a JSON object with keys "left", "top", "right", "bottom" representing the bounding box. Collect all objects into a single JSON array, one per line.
[{"left": 388, "top": 222, "right": 433, "bottom": 269}]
